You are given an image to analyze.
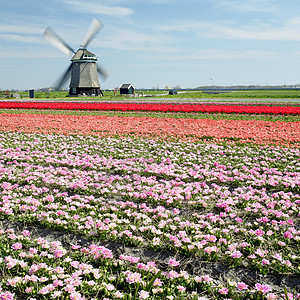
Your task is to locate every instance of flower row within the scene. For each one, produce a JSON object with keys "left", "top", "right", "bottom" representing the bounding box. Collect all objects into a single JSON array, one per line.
[
  {"left": 0, "top": 113, "right": 299, "bottom": 146},
  {"left": 0, "top": 132, "right": 299, "bottom": 192},
  {"left": 1, "top": 227, "right": 298, "bottom": 300},
  {"left": 0, "top": 102, "right": 300, "bottom": 114}
]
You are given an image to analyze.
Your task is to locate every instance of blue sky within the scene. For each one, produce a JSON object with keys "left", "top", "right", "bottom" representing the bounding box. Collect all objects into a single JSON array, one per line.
[{"left": 1, "top": 0, "right": 300, "bottom": 90}]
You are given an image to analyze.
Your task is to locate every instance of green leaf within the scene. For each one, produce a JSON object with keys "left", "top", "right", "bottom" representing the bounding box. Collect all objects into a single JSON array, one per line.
[{"left": 145, "top": 270, "right": 162, "bottom": 292}]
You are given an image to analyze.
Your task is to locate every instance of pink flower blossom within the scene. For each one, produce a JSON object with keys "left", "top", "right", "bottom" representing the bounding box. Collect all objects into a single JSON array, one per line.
[
  {"left": 237, "top": 282, "right": 248, "bottom": 291},
  {"left": 70, "top": 292, "right": 84, "bottom": 300},
  {"left": 126, "top": 272, "right": 142, "bottom": 284},
  {"left": 261, "top": 258, "right": 270, "bottom": 265},
  {"left": 53, "top": 280, "right": 63, "bottom": 287},
  {"left": 6, "top": 257, "right": 18, "bottom": 269},
  {"left": 139, "top": 290, "right": 150, "bottom": 299},
  {"left": 255, "top": 229, "right": 264, "bottom": 237},
  {"left": 255, "top": 249, "right": 267, "bottom": 258},
  {"left": 21, "top": 230, "right": 31, "bottom": 237},
  {"left": 219, "top": 287, "right": 229, "bottom": 295},
  {"left": 39, "top": 287, "right": 50, "bottom": 295},
  {"left": 51, "top": 291, "right": 62, "bottom": 298},
  {"left": 71, "top": 244, "right": 81, "bottom": 250},
  {"left": 168, "top": 258, "right": 180, "bottom": 267},
  {"left": 283, "top": 260, "right": 292, "bottom": 267},
  {"left": 231, "top": 250, "right": 242, "bottom": 258},
  {"left": 278, "top": 241, "right": 286, "bottom": 246},
  {"left": 282, "top": 292, "right": 300, "bottom": 300},
  {"left": 204, "top": 234, "right": 217, "bottom": 242},
  {"left": 153, "top": 278, "right": 163, "bottom": 286},
  {"left": 64, "top": 284, "right": 76, "bottom": 293},
  {"left": 284, "top": 231, "right": 293, "bottom": 239},
  {"left": 194, "top": 275, "right": 212, "bottom": 283},
  {"left": 168, "top": 270, "right": 179, "bottom": 279},
  {"left": 240, "top": 242, "right": 250, "bottom": 248},
  {"left": 11, "top": 243, "right": 22, "bottom": 250},
  {"left": 29, "top": 248, "right": 38, "bottom": 254},
  {"left": 54, "top": 249, "right": 66, "bottom": 258},
  {"left": 228, "top": 243, "right": 237, "bottom": 251},
  {"left": 114, "top": 291, "right": 124, "bottom": 298},
  {"left": 255, "top": 283, "right": 272, "bottom": 294},
  {"left": 204, "top": 246, "right": 218, "bottom": 253},
  {"left": 105, "top": 284, "right": 115, "bottom": 291},
  {"left": 177, "top": 285, "right": 186, "bottom": 292},
  {"left": 0, "top": 291, "right": 15, "bottom": 300},
  {"left": 25, "top": 287, "right": 33, "bottom": 293}
]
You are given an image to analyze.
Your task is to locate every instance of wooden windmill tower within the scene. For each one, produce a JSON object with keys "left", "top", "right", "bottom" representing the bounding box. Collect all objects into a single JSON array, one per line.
[{"left": 43, "top": 19, "right": 108, "bottom": 96}]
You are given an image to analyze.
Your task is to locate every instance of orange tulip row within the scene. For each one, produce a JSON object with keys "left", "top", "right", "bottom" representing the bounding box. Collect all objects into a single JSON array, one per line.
[{"left": 0, "top": 113, "right": 298, "bottom": 146}]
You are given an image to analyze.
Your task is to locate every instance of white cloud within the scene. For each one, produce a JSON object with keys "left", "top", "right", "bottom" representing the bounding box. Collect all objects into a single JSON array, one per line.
[
  {"left": 0, "top": 23, "right": 45, "bottom": 45},
  {"left": 158, "top": 17, "right": 300, "bottom": 42},
  {"left": 0, "top": 33, "right": 42, "bottom": 44},
  {"left": 94, "top": 27, "right": 176, "bottom": 52},
  {"left": 210, "top": 0, "right": 281, "bottom": 14},
  {"left": 145, "top": 0, "right": 173, "bottom": 3},
  {"left": 146, "top": 49, "right": 277, "bottom": 61},
  {"left": 62, "top": 0, "right": 134, "bottom": 17},
  {"left": 208, "top": 18, "right": 300, "bottom": 41},
  {"left": 0, "top": 48, "right": 63, "bottom": 59},
  {"left": 0, "top": 24, "right": 41, "bottom": 35}
]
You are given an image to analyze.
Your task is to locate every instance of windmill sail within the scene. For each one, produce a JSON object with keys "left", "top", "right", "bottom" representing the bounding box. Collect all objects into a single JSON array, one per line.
[
  {"left": 43, "top": 27, "right": 75, "bottom": 56},
  {"left": 80, "top": 19, "right": 103, "bottom": 49}
]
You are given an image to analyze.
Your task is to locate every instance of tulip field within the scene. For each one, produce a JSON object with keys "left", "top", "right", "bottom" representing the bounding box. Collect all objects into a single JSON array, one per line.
[
  {"left": 0, "top": 101, "right": 299, "bottom": 114},
  {"left": 0, "top": 100, "right": 299, "bottom": 300}
]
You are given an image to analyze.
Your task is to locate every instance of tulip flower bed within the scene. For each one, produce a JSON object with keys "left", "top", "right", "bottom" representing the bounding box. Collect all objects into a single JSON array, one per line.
[
  {"left": 0, "top": 101, "right": 299, "bottom": 114},
  {"left": 0, "top": 113, "right": 299, "bottom": 147},
  {"left": 0, "top": 131, "right": 299, "bottom": 300}
]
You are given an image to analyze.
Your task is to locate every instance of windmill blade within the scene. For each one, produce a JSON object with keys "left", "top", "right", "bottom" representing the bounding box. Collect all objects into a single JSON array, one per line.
[
  {"left": 43, "top": 27, "right": 75, "bottom": 56},
  {"left": 97, "top": 63, "right": 109, "bottom": 81},
  {"left": 80, "top": 19, "right": 103, "bottom": 49},
  {"left": 54, "top": 63, "right": 73, "bottom": 90}
]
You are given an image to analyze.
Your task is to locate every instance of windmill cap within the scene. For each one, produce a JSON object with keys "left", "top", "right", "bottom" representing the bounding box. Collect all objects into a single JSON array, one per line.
[{"left": 71, "top": 49, "right": 97, "bottom": 61}]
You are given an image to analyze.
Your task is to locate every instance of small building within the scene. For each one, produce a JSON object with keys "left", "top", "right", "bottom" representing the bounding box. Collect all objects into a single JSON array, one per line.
[
  {"left": 29, "top": 89, "right": 35, "bottom": 98},
  {"left": 119, "top": 84, "right": 135, "bottom": 95}
]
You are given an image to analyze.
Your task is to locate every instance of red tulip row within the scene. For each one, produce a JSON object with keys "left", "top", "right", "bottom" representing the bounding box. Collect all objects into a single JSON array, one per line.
[{"left": 0, "top": 102, "right": 299, "bottom": 114}]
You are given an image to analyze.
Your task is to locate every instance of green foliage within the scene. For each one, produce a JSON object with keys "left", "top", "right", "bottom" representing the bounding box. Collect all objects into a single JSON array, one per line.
[
  {"left": 5, "top": 89, "right": 300, "bottom": 101},
  {"left": 213, "top": 89, "right": 300, "bottom": 99},
  {"left": 155, "top": 89, "right": 300, "bottom": 101}
]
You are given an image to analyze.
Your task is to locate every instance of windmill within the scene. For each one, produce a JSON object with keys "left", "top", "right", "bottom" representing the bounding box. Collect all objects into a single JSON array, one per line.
[{"left": 43, "top": 19, "right": 108, "bottom": 96}]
